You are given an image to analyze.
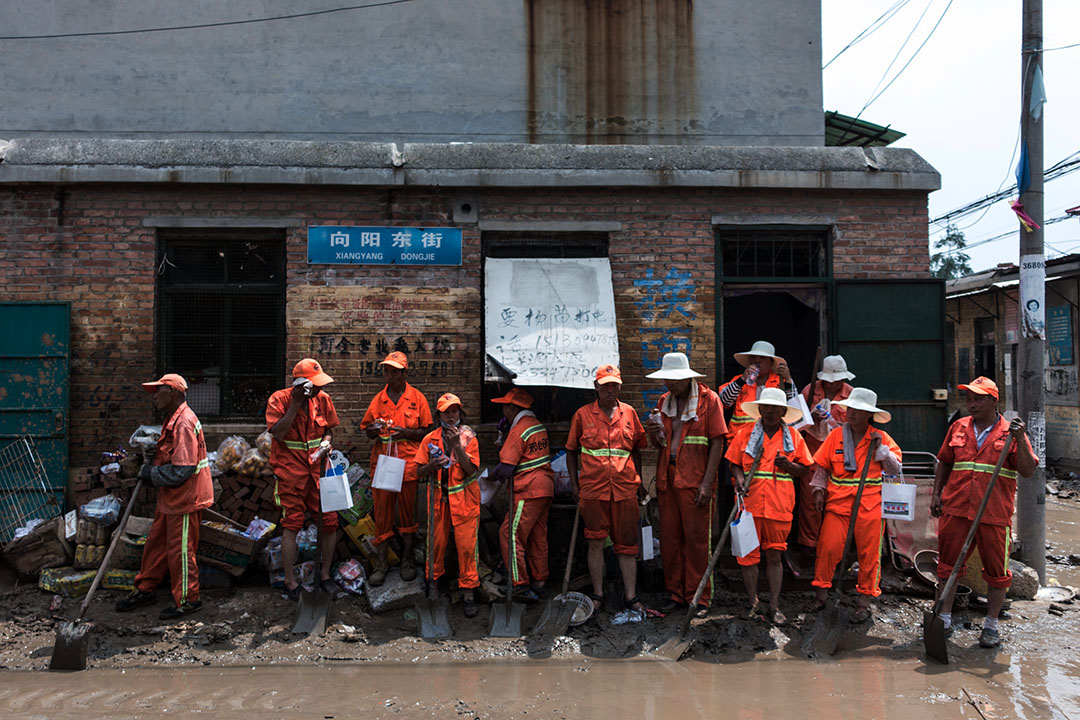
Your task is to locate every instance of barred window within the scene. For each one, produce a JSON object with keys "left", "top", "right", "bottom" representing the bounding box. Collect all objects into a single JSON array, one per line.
[{"left": 718, "top": 227, "right": 829, "bottom": 279}]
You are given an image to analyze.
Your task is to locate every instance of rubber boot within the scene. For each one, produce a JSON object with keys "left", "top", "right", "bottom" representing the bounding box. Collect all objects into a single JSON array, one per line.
[
  {"left": 368, "top": 543, "right": 389, "bottom": 587},
  {"left": 399, "top": 533, "right": 417, "bottom": 582}
]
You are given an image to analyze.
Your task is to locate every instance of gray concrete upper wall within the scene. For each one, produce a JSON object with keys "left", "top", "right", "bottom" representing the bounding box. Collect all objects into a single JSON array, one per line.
[{"left": 0, "top": 0, "right": 823, "bottom": 146}]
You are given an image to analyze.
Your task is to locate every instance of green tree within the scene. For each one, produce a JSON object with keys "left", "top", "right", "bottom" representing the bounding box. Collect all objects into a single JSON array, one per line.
[{"left": 930, "top": 225, "right": 973, "bottom": 279}]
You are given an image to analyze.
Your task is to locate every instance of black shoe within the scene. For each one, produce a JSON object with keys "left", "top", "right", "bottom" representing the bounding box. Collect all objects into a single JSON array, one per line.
[
  {"left": 694, "top": 604, "right": 710, "bottom": 619},
  {"left": 116, "top": 589, "right": 157, "bottom": 612},
  {"left": 319, "top": 578, "right": 340, "bottom": 594},
  {"left": 462, "top": 591, "right": 478, "bottom": 619},
  {"left": 658, "top": 598, "right": 686, "bottom": 614},
  {"left": 159, "top": 601, "right": 203, "bottom": 620}
]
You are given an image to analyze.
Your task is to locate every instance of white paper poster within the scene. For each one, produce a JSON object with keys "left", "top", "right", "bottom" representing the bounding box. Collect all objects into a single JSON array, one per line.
[
  {"left": 1020, "top": 254, "right": 1046, "bottom": 339},
  {"left": 485, "top": 258, "right": 619, "bottom": 389}
]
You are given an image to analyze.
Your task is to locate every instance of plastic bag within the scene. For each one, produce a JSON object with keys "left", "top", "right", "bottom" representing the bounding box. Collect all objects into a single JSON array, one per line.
[
  {"left": 233, "top": 447, "right": 270, "bottom": 477},
  {"left": 550, "top": 450, "right": 572, "bottom": 496},
  {"left": 244, "top": 516, "right": 276, "bottom": 540},
  {"left": 255, "top": 430, "right": 273, "bottom": 457},
  {"left": 206, "top": 451, "right": 225, "bottom": 477},
  {"left": 12, "top": 518, "right": 45, "bottom": 540},
  {"left": 80, "top": 494, "right": 122, "bottom": 524},
  {"left": 129, "top": 425, "right": 162, "bottom": 452},
  {"left": 333, "top": 559, "right": 366, "bottom": 596},
  {"left": 215, "top": 435, "right": 251, "bottom": 471}
]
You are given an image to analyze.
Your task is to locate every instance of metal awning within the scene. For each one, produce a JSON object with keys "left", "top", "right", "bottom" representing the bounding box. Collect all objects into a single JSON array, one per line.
[{"left": 825, "top": 111, "right": 905, "bottom": 147}]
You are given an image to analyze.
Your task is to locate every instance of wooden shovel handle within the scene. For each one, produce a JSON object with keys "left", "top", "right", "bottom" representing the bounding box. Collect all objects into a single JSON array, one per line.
[
  {"left": 560, "top": 507, "right": 581, "bottom": 596},
  {"left": 75, "top": 478, "right": 144, "bottom": 623}
]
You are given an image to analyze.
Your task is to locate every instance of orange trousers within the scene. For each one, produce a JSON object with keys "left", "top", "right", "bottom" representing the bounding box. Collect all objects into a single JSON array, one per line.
[
  {"left": 658, "top": 484, "right": 715, "bottom": 606},
  {"left": 373, "top": 478, "right": 418, "bottom": 544},
  {"left": 135, "top": 508, "right": 202, "bottom": 607},
  {"left": 796, "top": 473, "right": 823, "bottom": 547},
  {"left": 812, "top": 508, "right": 884, "bottom": 597},
  {"left": 427, "top": 497, "right": 480, "bottom": 589},
  {"left": 500, "top": 497, "right": 551, "bottom": 587}
]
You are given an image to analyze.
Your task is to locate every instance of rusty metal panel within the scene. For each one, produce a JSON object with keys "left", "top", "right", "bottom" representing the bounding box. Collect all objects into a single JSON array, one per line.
[
  {"left": 836, "top": 281, "right": 946, "bottom": 453},
  {"left": 0, "top": 303, "right": 69, "bottom": 498}
]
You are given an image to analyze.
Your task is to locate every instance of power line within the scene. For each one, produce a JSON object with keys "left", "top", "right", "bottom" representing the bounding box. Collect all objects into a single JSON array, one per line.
[
  {"left": 937, "top": 213, "right": 1074, "bottom": 256},
  {"left": 823, "top": 1, "right": 912, "bottom": 69},
  {"left": 1029, "top": 41, "right": 1080, "bottom": 53},
  {"left": 0, "top": 0, "right": 419, "bottom": 40}
]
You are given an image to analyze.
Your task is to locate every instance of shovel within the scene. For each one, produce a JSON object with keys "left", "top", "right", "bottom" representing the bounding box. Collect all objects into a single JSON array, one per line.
[
  {"left": 801, "top": 435, "right": 881, "bottom": 658},
  {"left": 416, "top": 471, "right": 453, "bottom": 639},
  {"left": 531, "top": 506, "right": 581, "bottom": 637},
  {"left": 654, "top": 444, "right": 765, "bottom": 661},
  {"left": 924, "top": 435, "right": 1015, "bottom": 664},
  {"left": 489, "top": 474, "right": 525, "bottom": 637},
  {"left": 50, "top": 479, "right": 145, "bottom": 671},
  {"left": 292, "top": 462, "right": 331, "bottom": 635}
]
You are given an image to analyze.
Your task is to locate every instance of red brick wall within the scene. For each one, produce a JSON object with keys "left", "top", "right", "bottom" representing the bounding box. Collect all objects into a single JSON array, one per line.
[{"left": 0, "top": 183, "right": 930, "bottom": 470}]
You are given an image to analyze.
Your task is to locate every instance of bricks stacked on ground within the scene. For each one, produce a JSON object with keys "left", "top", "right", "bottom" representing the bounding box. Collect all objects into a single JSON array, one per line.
[
  {"left": 214, "top": 472, "right": 281, "bottom": 528},
  {"left": 71, "top": 467, "right": 105, "bottom": 510}
]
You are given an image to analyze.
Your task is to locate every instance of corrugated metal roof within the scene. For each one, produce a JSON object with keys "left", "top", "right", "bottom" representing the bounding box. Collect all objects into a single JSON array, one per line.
[{"left": 825, "top": 111, "right": 905, "bottom": 147}]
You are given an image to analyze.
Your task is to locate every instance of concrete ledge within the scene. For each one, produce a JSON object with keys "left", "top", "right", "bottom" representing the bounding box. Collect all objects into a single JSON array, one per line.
[
  {"left": 143, "top": 216, "right": 305, "bottom": 228},
  {"left": 0, "top": 138, "right": 940, "bottom": 191}
]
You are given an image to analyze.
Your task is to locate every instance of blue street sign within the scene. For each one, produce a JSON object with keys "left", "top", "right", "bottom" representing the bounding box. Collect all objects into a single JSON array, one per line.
[{"left": 307, "top": 226, "right": 462, "bottom": 266}]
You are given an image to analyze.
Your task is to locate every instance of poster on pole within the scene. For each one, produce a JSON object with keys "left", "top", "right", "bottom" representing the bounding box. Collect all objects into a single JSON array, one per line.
[
  {"left": 484, "top": 258, "right": 619, "bottom": 389},
  {"left": 1020, "top": 254, "right": 1046, "bottom": 339}
]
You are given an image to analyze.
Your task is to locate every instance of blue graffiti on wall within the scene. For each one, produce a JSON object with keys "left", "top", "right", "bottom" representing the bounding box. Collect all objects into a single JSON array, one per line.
[{"left": 634, "top": 268, "right": 696, "bottom": 410}]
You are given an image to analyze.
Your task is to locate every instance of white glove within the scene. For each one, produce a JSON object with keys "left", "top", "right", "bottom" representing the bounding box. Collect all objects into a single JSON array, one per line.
[{"left": 874, "top": 443, "right": 893, "bottom": 462}]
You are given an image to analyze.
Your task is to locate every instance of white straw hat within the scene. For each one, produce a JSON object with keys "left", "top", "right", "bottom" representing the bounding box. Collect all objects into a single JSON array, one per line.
[
  {"left": 831, "top": 387, "right": 891, "bottom": 424},
  {"left": 734, "top": 340, "right": 784, "bottom": 368},
  {"left": 743, "top": 387, "right": 804, "bottom": 424},
  {"left": 645, "top": 352, "right": 705, "bottom": 381},
  {"left": 818, "top": 355, "right": 855, "bottom": 382}
]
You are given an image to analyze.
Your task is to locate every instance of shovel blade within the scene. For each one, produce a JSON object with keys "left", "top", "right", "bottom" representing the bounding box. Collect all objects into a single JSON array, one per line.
[
  {"left": 292, "top": 589, "right": 331, "bottom": 636},
  {"left": 416, "top": 597, "right": 454, "bottom": 640},
  {"left": 49, "top": 620, "right": 91, "bottom": 672},
  {"left": 801, "top": 604, "right": 851, "bottom": 658},
  {"left": 531, "top": 597, "right": 574, "bottom": 638},
  {"left": 488, "top": 601, "right": 526, "bottom": 638},
  {"left": 652, "top": 612, "right": 694, "bottom": 661},
  {"left": 923, "top": 611, "right": 950, "bottom": 664}
]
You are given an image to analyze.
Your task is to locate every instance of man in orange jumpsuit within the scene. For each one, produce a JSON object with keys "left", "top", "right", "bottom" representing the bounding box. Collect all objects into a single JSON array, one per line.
[
  {"left": 414, "top": 393, "right": 482, "bottom": 618},
  {"left": 725, "top": 387, "right": 814, "bottom": 624},
  {"left": 491, "top": 387, "right": 554, "bottom": 600},
  {"left": 810, "top": 387, "right": 902, "bottom": 623},
  {"left": 565, "top": 365, "right": 649, "bottom": 613},
  {"left": 718, "top": 340, "right": 798, "bottom": 440},
  {"left": 797, "top": 355, "right": 856, "bottom": 551},
  {"left": 266, "top": 358, "right": 340, "bottom": 600},
  {"left": 362, "top": 351, "right": 433, "bottom": 586},
  {"left": 931, "top": 376, "right": 1038, "bottom": 648},
  {"left": 117, "top": 373, "right": 213, "bottom": 619},
  {"left": 644, "top": 352, "right": 727, "bottom": 616}
]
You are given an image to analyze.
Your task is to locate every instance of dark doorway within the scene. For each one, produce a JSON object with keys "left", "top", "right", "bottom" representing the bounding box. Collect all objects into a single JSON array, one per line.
[{"left": 720, "top": 290, "right": 822, "bottom": 390}]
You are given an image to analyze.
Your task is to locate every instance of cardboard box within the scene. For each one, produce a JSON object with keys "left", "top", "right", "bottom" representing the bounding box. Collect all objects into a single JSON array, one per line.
[
  {"left": 38, "top": 566, "right": 97, "bottom": 597},
  {"left": 342, "top": 515, "right": 398, "bottom": 566},
  {"left": 3, "top": 517, "right": 73, "bottom": 576},
  {"left": 102, "top": 569, "right": 137, "bottom": 592},
  {"left": 196, "top": 509, "right": 265, "bottom": 576}
]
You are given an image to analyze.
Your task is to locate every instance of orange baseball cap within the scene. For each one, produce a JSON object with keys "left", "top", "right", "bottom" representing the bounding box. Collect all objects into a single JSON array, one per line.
[
  {"left": 595, "top": 364, "right": 622, "bottom": 385},
  {"left": 293, "top": 358, "right": 334, "bottom": 386},
  {"left": 142, "top": 373, "right": 188, "bottom": 393},
  {"left": 437, "top": 393, "right": 463, "bottom": 412},
  {"left": 958, "top": 376, "right": 999, "bottom": 399},
  {"left": 379, "top": 351, "right": 408, "bottom": 370},
  {"left": 491, "top": 387, "right": 534, "bottom": 409}
]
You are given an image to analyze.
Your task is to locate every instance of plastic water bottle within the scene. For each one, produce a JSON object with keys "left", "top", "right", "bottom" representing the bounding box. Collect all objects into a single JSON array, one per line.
[
  {"left": 428, "top": 443, "right": 452, "bottom": 468},
  {"left": 647, "top": 408, "right": 666, "bottom": 446},
  {"left": 745, "top": 363, "right": 760, "bottom": 385},
  {"left": 814, "top": 401, "right": 831, "bottom": 420}
]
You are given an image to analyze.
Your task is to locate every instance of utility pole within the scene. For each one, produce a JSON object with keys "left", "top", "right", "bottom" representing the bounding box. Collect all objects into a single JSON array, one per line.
[{"left": 1017, "top": 0, "right": 1046, "bottom": 583}]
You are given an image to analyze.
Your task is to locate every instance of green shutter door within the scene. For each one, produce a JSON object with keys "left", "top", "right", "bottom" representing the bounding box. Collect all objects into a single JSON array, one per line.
[{"left": 835, "top": 280, "right": 946, "bottom": 453}]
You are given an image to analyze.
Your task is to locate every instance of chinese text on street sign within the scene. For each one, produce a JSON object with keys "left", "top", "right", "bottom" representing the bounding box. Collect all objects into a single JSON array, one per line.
[{"left": 308, "top": 226, "right": 462, "bottom": 266}]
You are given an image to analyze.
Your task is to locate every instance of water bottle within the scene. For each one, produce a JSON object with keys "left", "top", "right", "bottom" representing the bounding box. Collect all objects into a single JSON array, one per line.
[
  {"left": 428, "top": 442, "right": 452, "bottom": 468},
  {"left": 814, "top": 401, "right": 831, "bottom": 420},
  {"left": 647, "top": 408, "right": 666, "bottom": 446},
  {"left": 745, "top": 362, "right": 760, "bottom": 385}
]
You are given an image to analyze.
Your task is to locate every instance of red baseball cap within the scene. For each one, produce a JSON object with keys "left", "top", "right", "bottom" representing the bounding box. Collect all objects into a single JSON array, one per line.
[
  {"left": 491, "top": 387, "right": 534, "bottom": 409},
  {"left": 379, "top": 351, "right": 408, "bottom": 370},
  {"left": 959, "top": 376, "right": 999, "bottom": 399},
  {"left": 142, "top": 373, "right": 188, "bottom": 393},
  {"left": 293, "top": 358, "right": 334, "bottom": 386},
  {"left": 437, "top": 393, "right": 463, "bottom": 412},
  {"left": 595, "top": 364, "right": 622, "bottom": 385}
]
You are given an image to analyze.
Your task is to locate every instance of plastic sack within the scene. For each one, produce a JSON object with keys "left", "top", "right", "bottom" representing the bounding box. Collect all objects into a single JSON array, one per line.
[
  {"left": 206, "top": 451, "right": 225, "bottom": 477},
  {"left": 233, "top": 447, "right": 270, "bottom": 477},
  {"left": 12, "top": 518, "right": 45, "bottom": 540},
  {"left": 333, "top": 558, "right": 366, "bottom": 596},
  {"left": 550, "top": 450, "right": 572, "bottom": 496},
  {"left": 255, "top": 430, "right": 273, "bottom": 457},
  {"left": 129, "top": 425, "right": 162, "bottom": 452},
  {"left": 215, "top": 435, "right": 251, "bottom": 471},
  {"left": 80, "top": 494, "right": 122, "bottom": 524},
  {"left": 244, "top": 516, "right": 276, "bottom": 540}
]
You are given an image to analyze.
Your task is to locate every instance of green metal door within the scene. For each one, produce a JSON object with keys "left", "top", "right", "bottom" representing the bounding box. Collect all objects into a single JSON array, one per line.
[
  {"left": 0, "top": 303, "right": 70, "bottom": 504},
  {"left": 835, "top": 280, "right": 946, "bottom": 453}
]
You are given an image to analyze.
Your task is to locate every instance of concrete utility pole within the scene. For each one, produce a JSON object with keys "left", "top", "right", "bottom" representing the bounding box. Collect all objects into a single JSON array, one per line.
[{"left": 1017, "top": 0, "right": 1046, "bottom": 582}]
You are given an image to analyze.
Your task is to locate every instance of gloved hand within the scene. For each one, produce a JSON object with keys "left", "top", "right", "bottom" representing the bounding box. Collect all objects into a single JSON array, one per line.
[
  {"left": 139, "top": 463, "right": 153, "bottom": 481},
  {"left": 873, "top": 442, "right": 893, "bottom": 462}
]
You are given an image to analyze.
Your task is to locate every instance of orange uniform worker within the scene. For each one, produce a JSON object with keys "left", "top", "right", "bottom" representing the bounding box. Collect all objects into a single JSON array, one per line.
[
  {"left": 491, "top": 387, "right": 554, "bottom": 598},
  {"left": 361, "top": 351, "right": 433, "bottom": 586},
  {"left": 414, "top": 394, "right": 482, "bottom": 618},
  {"left": 644, "top": 352, "right": 727, "bottom": 616},
  {"left": 810, "top": 387, "right": 902, "bottom": 623},
  {"left": 930, "top": 376, "right": 1038, "bottom": 648},
  {"left": 117, "top": 373, "right": 213, "bottom": 620},
  {"left": 718, "top": 340, "right": 798, "bottom": 440},
  {"left": 797, "top": 355, "right": 856, "bottom": 549},
  {"left": 565, "top": 365, "right": 649, "bottom": 613},
  {"left": 725, "top": 388, "right": 813, "bottom": 624},
  {"left": 266, "top": 359, "right": 340, "bottom": 599}
]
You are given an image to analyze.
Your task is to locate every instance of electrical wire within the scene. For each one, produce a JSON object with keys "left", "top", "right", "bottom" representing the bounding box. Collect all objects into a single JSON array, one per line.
[
  {"left": 0, "top": 0, "right": 419, "bottom": 40},
  {"left": 937, "top": 214, "right": 1075, "bottom": 256},
  {"left": 1030, "top": 41, "right": 1080, "bottom": 53},
  {"left": 823, "top": 0, "right": 912, "bottom": 69}
]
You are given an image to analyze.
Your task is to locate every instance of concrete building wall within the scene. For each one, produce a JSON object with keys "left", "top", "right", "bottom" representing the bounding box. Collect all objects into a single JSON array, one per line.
[
  {"left": 0, "top": 0, "right": 823, "bottom": 145},
  {"left": 2, "top": 182, "right": 929, "bottom": 467}
]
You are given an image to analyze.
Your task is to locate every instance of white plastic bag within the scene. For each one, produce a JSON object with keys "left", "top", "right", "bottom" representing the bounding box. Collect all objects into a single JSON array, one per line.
[
  {"left": 730, "top": 496, "right": 759, "bottom": 558},
  {"left": 881, "top": 476, "right": 916, "bottom": 522},
  {"left": 80, "top": 494, "right": 122, "bottom": 524}
]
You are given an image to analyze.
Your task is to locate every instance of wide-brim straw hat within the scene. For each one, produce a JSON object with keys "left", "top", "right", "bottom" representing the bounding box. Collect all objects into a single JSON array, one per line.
[
  {"left": 646, "top": 352, "right": 705, "bottom": 381},
  {"left": 734, "top": 340, "right": 784, "bottom": 368},
  {"left": 743, "top": 387, "right": 804, "bottom": 424},
  {"left": 818, "top": 354, "right": 856, "bottom": 382},
  {"left": 832, "top": 387, "right": 891, "bottom": 424}
]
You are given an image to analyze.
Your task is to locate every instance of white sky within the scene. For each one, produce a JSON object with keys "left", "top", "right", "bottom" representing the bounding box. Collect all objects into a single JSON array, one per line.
[{"left": 821, "top": 0, "right": 1080, "bottom": 273}]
